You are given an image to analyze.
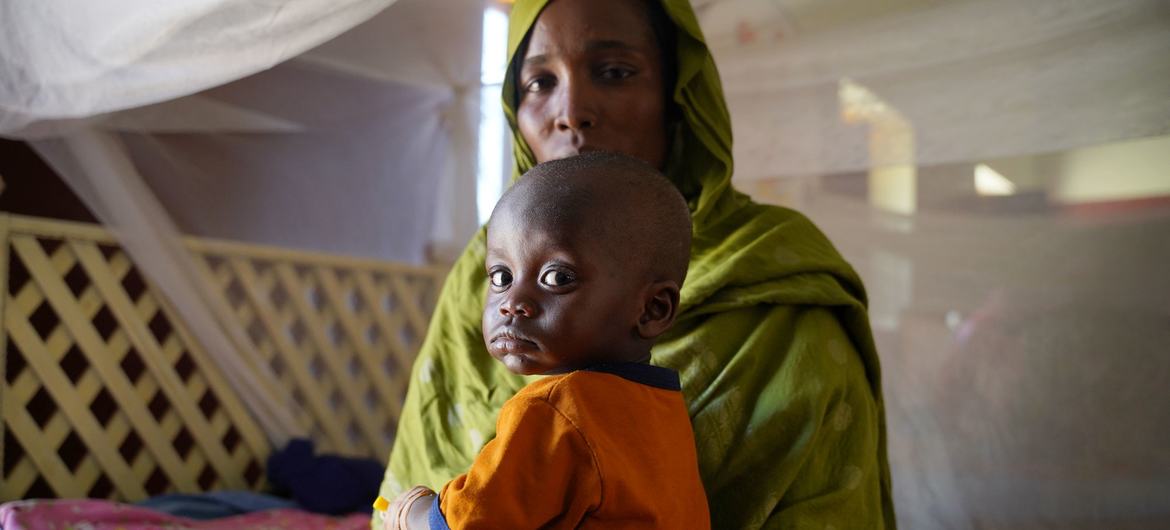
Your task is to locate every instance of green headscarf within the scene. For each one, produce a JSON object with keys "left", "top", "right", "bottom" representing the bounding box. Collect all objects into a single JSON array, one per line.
[{"left": 379, "top": 1, "right": 895, "bottom": 528}]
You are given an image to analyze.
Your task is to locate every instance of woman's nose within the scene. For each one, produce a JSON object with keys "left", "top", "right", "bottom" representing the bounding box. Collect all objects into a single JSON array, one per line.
[{"left": 554, "top": 77, "right": 597, "bottom": 132}]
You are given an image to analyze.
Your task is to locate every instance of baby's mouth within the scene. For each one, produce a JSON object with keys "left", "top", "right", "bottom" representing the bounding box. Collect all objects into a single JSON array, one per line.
[{"left": 489, "top": 330, "right": 540, "bottom": 352}]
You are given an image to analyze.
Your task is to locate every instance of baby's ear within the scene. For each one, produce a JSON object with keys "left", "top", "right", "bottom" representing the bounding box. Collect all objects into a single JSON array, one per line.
[{"left": 636, "top": 280, "right": 681, "bottom": 340}]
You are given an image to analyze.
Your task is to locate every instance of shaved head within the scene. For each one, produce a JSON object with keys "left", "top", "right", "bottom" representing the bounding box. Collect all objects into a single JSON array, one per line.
[{"left": 490, "top": 151, "right": 692, "bottom": 286}]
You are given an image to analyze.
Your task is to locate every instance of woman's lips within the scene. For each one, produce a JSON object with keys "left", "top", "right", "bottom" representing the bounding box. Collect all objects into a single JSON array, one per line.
[{"left": 554, "top": 143, "right": 606, "bottom": 159}]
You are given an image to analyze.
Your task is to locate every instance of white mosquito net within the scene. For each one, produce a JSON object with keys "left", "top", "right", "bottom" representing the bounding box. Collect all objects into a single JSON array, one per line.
[{"left": 2, "top": 0, "right": 1168, "bottom": 527}]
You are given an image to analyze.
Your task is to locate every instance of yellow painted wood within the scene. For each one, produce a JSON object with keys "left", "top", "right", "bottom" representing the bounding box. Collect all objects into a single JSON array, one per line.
[
  {"left": 43, "top": 414, "right": 71, "bottom": 456},
  {"left": 11, "top": 236, "right": 198, "bottom": 493},
  {"left": 72, "top": 242, "right": 245, "bottom": 489},
  {"left": 77, "top": 287, "right": 104, "bottom": 322},
  {"left": 73, "top": 371, "right": 101, "bottom": 407},
  {"left": 10, "top": 285, "right": 43, "bottom": 325},
  {"left": 2, "top": 457, "right": 37, "bottom": 499},
  {"left": 356, "top": 274, "right": 415, "bottom": 370},
  {"left": 187, "top": 252, "right": 294, "bottom": 425},
  {"left": 7, "top": 359, "right": 39, "bottom": 404},
  {"left": 43, "top": 328, "right": 71, "bottom": 362},
  {"left": 106, "top": 417, "right": 132, "bottom": 462},
  {"left": 46, "top": 244, "right": 75, "bottom": 277},
  {"left": 2, "top": 391, "right": 84, "bottom": 498},
  {"left": 7, "top": 373, "right": 137, "bottom": 500},
  {"left": 0, "top": 215, "right": 9, "bottom": 484},
  {"left": 189, "top": 237, "right": 444, "bottom": 276},
  {"left": 350, "top": 272, "right": 411, "bottom": 417},
  {"left": 229, "top": 257, "right": 349, "bottom": 450},
  {"left": 296, "top": 265, "right": 388, "bottom": 453},
  {"left": 75, "top": 458, "right": 101, "bottom": 492},
  {"left": 389, "top": 276, "right": 431, "bottom": 349},
  {"left": 2, "top": 213, "right": 441, "bottom": 498},
  {"left": 131, "top": 458, "right": 153, "bottom": 486},
  {"left": 8, "top": 214, "right": 118, "bottom": 244},
  {"left": 376, "top": 280, "right": 418, "bottom": 360}
]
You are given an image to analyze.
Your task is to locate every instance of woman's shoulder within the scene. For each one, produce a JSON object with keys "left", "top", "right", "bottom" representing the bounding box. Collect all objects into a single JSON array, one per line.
[
  {"left": 736, "top": 200, "right": 832, "bottom": 241},
  {"left": 697, "top": 193, "right": 840, "bottom": 253},
  {"left": 683, "top": 195, "right": 864, "bottom": 305}
]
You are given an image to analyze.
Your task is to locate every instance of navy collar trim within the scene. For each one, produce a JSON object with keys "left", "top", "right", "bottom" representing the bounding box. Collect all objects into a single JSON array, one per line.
[{"left": 582, "top": 362, "right": 681, "bottom": 391}]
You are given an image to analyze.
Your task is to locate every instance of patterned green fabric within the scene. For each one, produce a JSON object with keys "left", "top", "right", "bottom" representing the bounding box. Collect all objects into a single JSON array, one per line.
[{"left": 377, "top": 0, "right": 895, "bottom": 528}]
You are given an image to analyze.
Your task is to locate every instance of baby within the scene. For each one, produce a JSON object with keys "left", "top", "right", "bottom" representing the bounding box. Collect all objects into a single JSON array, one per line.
[{"left": 379, "top": 152, "right": 709, "bottom": 529}]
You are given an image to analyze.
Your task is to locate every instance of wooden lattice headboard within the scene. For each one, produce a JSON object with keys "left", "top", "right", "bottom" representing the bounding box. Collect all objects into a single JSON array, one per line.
[{"left": 0, "top": 214, "right": 444, "bottom": 502}]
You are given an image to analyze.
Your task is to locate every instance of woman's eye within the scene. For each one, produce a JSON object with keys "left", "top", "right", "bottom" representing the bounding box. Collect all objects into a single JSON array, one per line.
[
  {"left": 599, "top": 66, "right": 634, "bottom": 80},
  {"left": 524, "top": 76, "right": 554, "bottom": 93},
  {"left": 540, "top": 269, "right": 575, "bottom": 287},
  {"left": 489, "top": 270, "right": 512, "bottom": 287}
]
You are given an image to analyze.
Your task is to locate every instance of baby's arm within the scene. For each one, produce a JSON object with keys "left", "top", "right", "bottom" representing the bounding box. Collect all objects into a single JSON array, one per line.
[
  {"left": 377, "top": 393, "right": 601, "bottom": 528},
  {"left": 433, "top": 396, "right": 601, "bottom": 528}
]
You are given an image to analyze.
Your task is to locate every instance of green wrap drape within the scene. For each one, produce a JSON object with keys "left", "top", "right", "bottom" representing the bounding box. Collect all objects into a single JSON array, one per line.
[{"left": 378, "top": 1, "right": 895, "bottom": 527}]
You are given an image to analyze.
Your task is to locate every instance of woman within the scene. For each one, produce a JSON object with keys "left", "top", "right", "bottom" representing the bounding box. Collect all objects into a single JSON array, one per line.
[{"left": 379, "top": 0, "right": 895, "bottom": 527}]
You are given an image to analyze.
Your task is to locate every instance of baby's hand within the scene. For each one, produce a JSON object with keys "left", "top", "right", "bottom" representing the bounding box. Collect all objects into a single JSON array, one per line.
[{"left": 379, "top": 486, "right": 436, "bottom": 530}]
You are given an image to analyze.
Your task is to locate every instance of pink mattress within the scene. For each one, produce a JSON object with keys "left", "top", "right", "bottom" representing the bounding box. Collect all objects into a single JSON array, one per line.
[{"left": 0, "top": 499, "right": 372, "bottom": 530}]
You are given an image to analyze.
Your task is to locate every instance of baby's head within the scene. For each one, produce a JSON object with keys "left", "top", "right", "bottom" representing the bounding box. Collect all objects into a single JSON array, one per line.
[{"left": 482, "top": 152, "right": 692, "bottom": 375}]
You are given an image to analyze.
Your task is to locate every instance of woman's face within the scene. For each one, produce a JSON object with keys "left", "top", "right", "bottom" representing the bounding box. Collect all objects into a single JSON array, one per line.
[{"left": 516, "top": 0, "right": 669, "bottom": 170}]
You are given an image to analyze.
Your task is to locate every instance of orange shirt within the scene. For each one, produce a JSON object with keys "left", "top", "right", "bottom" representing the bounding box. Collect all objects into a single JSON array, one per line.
[{"left": 432, "top": 363, "right": 710, "bottom": 529}]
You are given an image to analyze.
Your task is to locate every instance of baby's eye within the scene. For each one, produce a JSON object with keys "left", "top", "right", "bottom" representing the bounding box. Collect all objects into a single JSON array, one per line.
[
  {"left": 540, "top": 269, "right": 575, "bottom": 287},
  {"left": 489, "top": 269, "right": 512, "bottom": 288}
]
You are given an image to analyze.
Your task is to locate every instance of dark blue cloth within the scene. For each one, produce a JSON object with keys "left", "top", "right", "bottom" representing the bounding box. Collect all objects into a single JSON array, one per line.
[
  {"left": 266, "top": 438, "right": 385, "bottom": 516},
  {"left": 428, "top": 493, "right": 451, "bottom": 530},
  {"left": 583, "top": 362, "right": 681, "bottom": 391},
  {"left": 135, "top": 491, "right": 296, "bottom": 519}
]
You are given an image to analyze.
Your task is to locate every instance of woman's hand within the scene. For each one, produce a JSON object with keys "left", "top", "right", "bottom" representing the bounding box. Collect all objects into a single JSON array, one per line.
[{"left": 381, "top": 486, "right": 437, "bottom": 530}]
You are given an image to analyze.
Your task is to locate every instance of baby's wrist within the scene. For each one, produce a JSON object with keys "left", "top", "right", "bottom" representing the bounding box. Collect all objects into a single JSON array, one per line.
[
  {"left": 375, "top": 486, "right": 436, "bottom": 530},
  {"left": 404, "top": 488, "right": 436, "bottom": 527}
]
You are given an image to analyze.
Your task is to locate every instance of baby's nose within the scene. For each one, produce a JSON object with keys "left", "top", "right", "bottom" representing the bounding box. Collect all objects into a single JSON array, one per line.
[{"left": 499, "top": 296, "right": 537, "bottom": 318}]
